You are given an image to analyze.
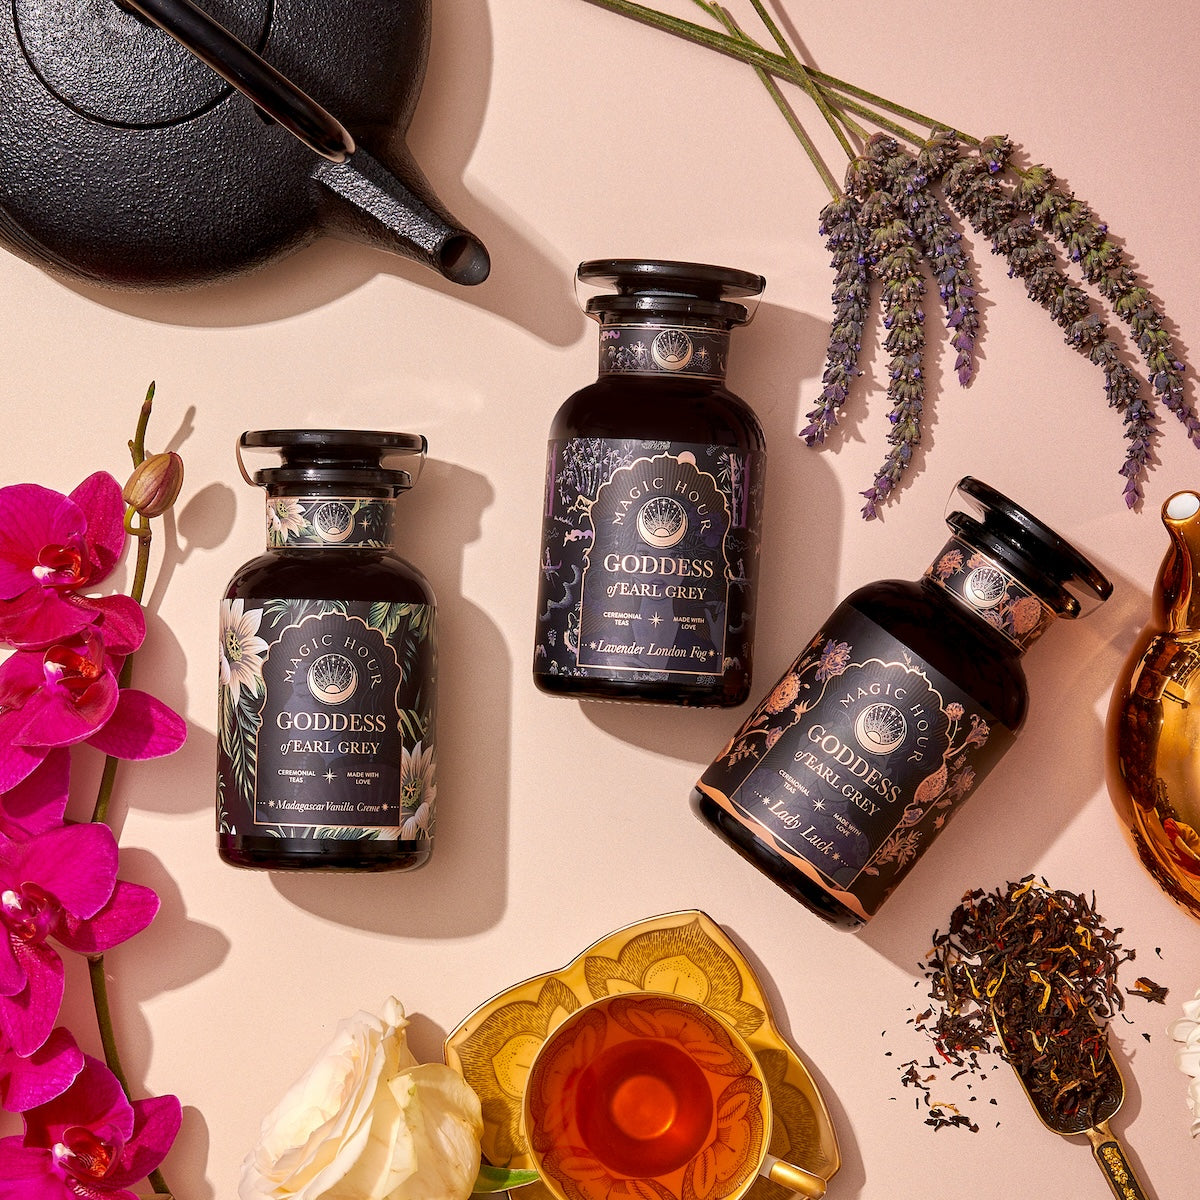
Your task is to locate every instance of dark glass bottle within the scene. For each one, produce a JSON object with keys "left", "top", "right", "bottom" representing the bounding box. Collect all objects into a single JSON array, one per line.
[
  {"left": 692, "top": 478, "right": 1113, "bottom": 928},
  {"left": 534, "top": 259, "right": 767, "bottom": 706},
  {"left": 218, "top": 430, "right": 437, "bottom": 871}
]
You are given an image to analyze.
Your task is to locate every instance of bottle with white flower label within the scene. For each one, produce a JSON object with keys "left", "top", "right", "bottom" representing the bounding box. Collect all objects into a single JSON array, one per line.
[
  {"left": 534, "top": 259, "right": 767, "bottom": 706},
  {"left": 218, "top": 430, "right": 436, "bottom": 871},
  {"left": 693, "top": 478, "right": 1112, "bottom": 928}
]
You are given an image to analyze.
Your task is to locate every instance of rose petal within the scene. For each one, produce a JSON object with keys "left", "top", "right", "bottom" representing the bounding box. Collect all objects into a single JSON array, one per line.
[{"left": 86, "top": 688, "right": 187, "bottom": 760}]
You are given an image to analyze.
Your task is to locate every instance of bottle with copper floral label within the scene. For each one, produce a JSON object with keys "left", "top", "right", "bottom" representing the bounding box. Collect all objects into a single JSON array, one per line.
[
  {"left": 693, "top": 477, "right": 1112, "bottom": 928},
  {"left": 534, "top": 258, "right": 767, "bottom": 706},
  {"left": 218, "top": 430, "right": 437, "bottom": 871}
]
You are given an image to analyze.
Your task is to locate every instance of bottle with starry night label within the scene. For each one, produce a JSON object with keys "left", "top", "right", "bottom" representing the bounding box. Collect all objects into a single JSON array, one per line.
[{"left": 534, "top": 258, "right": 767, "bottom": 706}]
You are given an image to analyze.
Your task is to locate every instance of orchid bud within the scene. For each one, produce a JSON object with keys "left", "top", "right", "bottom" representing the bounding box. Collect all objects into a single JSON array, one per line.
[{"left": 123, "top": 451, "right": 184, "bottom": 518}]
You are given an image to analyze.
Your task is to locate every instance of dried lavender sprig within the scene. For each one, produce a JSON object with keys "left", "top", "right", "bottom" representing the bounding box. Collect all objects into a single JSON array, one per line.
[
  {"left": 868, "top": 133, "right": 979, "bottom": 386},
  {"left": 801, "top": 194, "right": 870, "bottom": 445},
  {"left": 944, "top": 143, "right": 1155, "bottom": 505},
  {"left": 1067, "top": 314, "right": 1156, "bottom": 508},
  {"left": 856, "top": 185, "right": 927, "bottom": 519},
  {"left": 708, "top": 3, "right": 842, "bottom": 197},
  {"left": 580, "top": 0, "right": 1194, "bottom": 513},
  {"left": 1014, "top": 163, "right": 1198, "bottom": 447}
]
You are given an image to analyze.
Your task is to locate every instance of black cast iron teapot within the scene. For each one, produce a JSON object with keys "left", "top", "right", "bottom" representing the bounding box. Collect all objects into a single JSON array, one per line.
[{"left": 0, "top": 0, "right": 490, "bottom": 289}]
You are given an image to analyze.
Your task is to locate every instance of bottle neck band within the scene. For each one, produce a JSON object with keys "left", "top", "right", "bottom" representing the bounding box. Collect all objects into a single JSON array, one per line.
[
  {"left": 924, "top": 535, "right": 1056, "bottom": 652},
  {"left": 597, "top": 320, "right": 731, "bottom": 381},
  {"left": 265, "top": 494, "right": 395, "bottom": 550}
]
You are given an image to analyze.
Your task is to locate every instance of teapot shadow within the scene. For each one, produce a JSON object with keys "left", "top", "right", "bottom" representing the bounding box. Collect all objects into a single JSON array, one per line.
[{"left": 45, "top": 0, "right": 584, "bottom": 348}]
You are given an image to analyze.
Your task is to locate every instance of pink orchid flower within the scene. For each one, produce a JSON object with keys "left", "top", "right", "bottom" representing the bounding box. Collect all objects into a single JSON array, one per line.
[
  {"left": 0, "top": 632, "right": 186, "bottom": 792},
  {"left": 0, "top": 824, "right": 159, "bottom": 1056},
  {"left": 0, "top": 749, "right": 69, "bottom": 839},
  {"left": 0, "top": 1054, "right": 180, "bottom": 1199},
  {"left": 0, "top": 1026, "right": 83, "bottom": 1113},
  {"left": 0, "top": 473, "right": 145, "bottom": 652}
]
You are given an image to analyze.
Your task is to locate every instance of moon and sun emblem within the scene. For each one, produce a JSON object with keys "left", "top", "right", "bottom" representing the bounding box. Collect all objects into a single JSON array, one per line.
[
  {"left": 650, "top": 328, "right": 694, "bottom": 372},
  {"left": 312, "top": 500, "right": 355, "bottom": 543},
  {"left": 963, "top": 565, "right": 1008, "bottom": 609},
  {"left": 636, "top": 495, "right": 689, "bottom": 549},
  {"left": 854, "top": 701, "right": 908, "bottom": 754},
  {"left": 307, "top": 653, "right": 359, "bottom": 705}
]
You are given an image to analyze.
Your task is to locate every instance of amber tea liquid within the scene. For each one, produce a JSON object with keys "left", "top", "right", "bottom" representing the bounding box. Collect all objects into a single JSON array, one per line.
[{"left": 573, "top": 1037, "right": 717, "bottom": 1178}]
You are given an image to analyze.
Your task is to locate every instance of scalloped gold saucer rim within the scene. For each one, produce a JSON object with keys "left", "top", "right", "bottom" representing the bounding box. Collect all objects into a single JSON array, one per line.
[{"left": 443, "top": 909, "right": 840, "bottom": 1194}]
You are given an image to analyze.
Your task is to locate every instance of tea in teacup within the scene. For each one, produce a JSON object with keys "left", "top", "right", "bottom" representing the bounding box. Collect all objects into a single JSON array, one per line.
[{"left": 524, "top": 992, "right": 823, "bottom": 1200}]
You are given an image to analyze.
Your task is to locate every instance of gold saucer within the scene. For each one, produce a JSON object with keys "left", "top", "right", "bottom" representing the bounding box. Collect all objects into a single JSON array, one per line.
[{"left": 444, "top": 910, "right": 839, "bottom": 1198}]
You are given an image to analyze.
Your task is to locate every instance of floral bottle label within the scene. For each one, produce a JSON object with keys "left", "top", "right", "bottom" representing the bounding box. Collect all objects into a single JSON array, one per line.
[
  {"left": 695, "top": 606, "right": 1013, "bottom": 921},
  {"left": 217, "top": 598, "right": 436, "bottom": 843},
  {"left": 266, "top": 496, "right": 394, "bottom": 549},
  {"left": 535, "top": 439, "right": 764, "bottom": 684},
  {"left": 924, "top": 537, "right": 1055, "bottom": 650},
  {"left": 597, "top": 324, "right": 731, "bottom": 381}
]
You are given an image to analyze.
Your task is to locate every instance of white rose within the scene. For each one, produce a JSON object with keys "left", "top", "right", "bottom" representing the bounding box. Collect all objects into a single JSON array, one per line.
[
  {"left": 1168, "top": 987, "right": 1200, "bottom": 1138},
  {"left": 240, "top": 997, "right": 484, "bottom": 1200}
]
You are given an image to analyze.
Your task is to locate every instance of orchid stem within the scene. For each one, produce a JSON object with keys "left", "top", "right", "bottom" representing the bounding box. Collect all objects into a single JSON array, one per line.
[
  {"left": 88, "top": 956, "right": 133, "bottom": 1095},
  {"left": 88, "top": 385, "right": 173, "bottom": 1197}
]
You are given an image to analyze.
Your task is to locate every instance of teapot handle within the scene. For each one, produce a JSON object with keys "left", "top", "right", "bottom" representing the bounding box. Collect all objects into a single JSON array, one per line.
[{"left": 114, "top": 0, "right": 356, "bottom": 162}]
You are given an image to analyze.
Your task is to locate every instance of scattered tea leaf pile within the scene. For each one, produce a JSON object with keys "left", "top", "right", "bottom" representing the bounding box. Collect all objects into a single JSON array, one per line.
[{"left": 897, "top": 876, "right": 1167, "bottom": 1131}]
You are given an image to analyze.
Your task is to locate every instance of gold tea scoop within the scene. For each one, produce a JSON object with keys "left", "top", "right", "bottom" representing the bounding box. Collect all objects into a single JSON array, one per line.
[{"left": 993, "top": 1014, "right": 1151, "bottom": 1199}]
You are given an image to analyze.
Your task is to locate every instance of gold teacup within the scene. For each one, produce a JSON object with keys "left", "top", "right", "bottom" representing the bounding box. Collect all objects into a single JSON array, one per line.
[{"left": 523, "top": 992, "right": 826, "bottom": 1200}]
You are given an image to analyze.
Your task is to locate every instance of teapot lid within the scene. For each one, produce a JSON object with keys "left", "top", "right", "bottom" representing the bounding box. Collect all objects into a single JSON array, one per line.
[
  {"left": 577, "top": 258, "right": 765, "bottom": 324},
  {"left": 945, "top": 477, "right": 1112, "bottom": 618},
  {"left": 238, "top": 429, "right": 426, "bottom": 492}
]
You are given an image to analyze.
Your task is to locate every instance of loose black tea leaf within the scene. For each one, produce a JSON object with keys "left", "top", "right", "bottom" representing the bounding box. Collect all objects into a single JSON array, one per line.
[
  {"left": 1126, "top": 977, "right": 1169, "bottom": 1004},
  {"left": 903, "top": 876, "right": 1165, "bottom": 1130}
]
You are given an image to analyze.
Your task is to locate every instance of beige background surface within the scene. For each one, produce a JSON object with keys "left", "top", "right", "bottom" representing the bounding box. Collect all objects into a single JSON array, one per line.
[{"left": 1, "top": 1, "right": 1197, "bottom": 1196}]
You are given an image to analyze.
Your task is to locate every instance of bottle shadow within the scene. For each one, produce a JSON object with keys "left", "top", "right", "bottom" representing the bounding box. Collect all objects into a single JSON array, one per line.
[
  {"left": 271, "top": 460, "right": 512, "bottom": 937},
  {"left": 579, "top": 303, "right": 846, "bottom": 761},
  {"left": 41, "top": 0, "right": 583, "bottom": 348}
]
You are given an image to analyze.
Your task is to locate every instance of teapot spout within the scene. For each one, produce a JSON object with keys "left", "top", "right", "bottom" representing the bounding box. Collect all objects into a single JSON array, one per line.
[
  {"left": 1158, "top": 491, "right": 1200, "bottom": 632},
  {"left": 314, "top": 148, "right": 490, "bottom": 286}
]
